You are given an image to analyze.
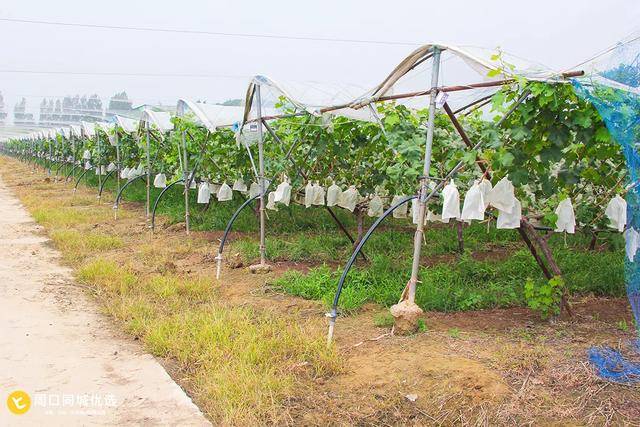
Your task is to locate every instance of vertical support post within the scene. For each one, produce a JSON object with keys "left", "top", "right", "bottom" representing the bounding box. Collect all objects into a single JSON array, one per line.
[
  {"left": 97, "top": 131, "right": 102, "bottom": 198},
  {"left": 182, "top": 130, "right": 191, "bottom": 235},
  {"left": 407, "top": 46, "right": 442, "bottom": 304},
  {"left": 115, "top": 129, "right": 121, "bottom": 196},
  {"left": 71, "top": 136, "right": 76, "bottom": 181},
  {"left": 145, "top": 125, "right": 151, "bottom": 222},
  {"left": 256, "top": 84, "right": 267, "bottom": 267}
]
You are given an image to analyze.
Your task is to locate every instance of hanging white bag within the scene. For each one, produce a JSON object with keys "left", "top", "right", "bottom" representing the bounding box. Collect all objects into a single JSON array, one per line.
[
  {"left": 327, "top": 183, "right": 342, "bottom": 207},
  {"left": 312, "top": 183, "right": 325, "bottom": 206},
  {"left": 107, "top": 162, "right": 116, "bottom": 172},
  {"left": 478, "top": 179, "right": 492, "bottom": 209},
  {"left": 497, "top": 198, "right": 522, "bottom": 229},
  {"left": 217, "top": 183, "right": 233, "bottom": 202},
  {"left": 197, "top": 182, "right": 211, "bottom": 204},
  {"left": 189, "top": 178, "right": 197, "bottom": 189},
  {"left": 392, "top": 195, "right": 408, "bottom": 218},
  {"left": 304, "top": 182, "right": 314, "bottom": 208},
  {"left": 487, "top": 177, "right": 515, "bottom": 213},
  {"left": 441, "top": 181, "right": 461, "bottom": 221},
  {"left": 153, "top": 173, "right": 167, "bottom": 188},
  {"left": 120, "top": 167, "right": 130, "bottom": 179},
  {"left": 209, "top": 183, "right": 221, "bottom": 198},
  {"left": 554, "top": 198, "right": 576, "bottom": 234},
  {"left": 367, "top": 195, "right": 384, "bottom": 217},
  {"left": 84, "top": 161, "right": 91, "bottom": 170},
  {"left": 605, "top": 195, "right": 627, "bottom": 232},
  {"left": 338, "top": 186, "right": 359, "bottom": 212},
  {"left": 625, "top": 227, "right": 640, "bottom": 262},
  {"left": 461, "top": 182, "right": 485, "bottom": 223},
  {"left": 232, "top": 178, "right": 248, "bottom": 193},
  {"left": 82, "top": 150, "right": 91, "bottom": 160},
  {"left": 249, "top": 182, "right": 261, "bottom": 198},
  {"left": 266, "top": 191, "right": 278, "bottom": 211},
  {"left": 274, "top": 180, "right": 292, "bottom": 206}
]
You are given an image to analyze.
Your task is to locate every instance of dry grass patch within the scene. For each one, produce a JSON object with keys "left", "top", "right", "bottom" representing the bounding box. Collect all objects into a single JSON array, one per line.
[{"left": 76, "top": 258, "right": 338, "bottom": 424}]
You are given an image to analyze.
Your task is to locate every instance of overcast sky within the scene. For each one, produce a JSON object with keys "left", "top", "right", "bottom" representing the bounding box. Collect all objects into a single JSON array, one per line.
[{"left": 1, "top": 0, "right": 639, "bottom": 119}]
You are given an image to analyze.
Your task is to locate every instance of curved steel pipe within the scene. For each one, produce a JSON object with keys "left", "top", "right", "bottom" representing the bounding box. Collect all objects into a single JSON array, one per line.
[
  {"left": 327, "top": 195, "right": 417, "bottom": 343},
  {"left": 150, "top": 179, "right": 184, "bottom": 231},
  {"left": 215, "top": 194, "right": 259, "bottom": 279}
]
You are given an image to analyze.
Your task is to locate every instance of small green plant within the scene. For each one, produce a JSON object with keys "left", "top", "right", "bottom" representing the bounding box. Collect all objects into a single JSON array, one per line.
[
  {"left": 448, "top": 327, "right": 460, "bottom": 338},
  {"left": 616, "top": 319, "right": 629, "bottom": 332},
  {"left": 524, "top": 276, "right": 564, "bottom": 319},
  {"left": 373, "top": 312, "right": 394, "bottom": 328},
  {"left": 417, "top": 318, "right": 427, "bottom": 333}
]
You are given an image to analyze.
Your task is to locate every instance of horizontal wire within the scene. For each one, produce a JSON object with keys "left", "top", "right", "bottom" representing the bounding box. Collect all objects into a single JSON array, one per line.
[{"left": 0, "top": 17, "right": 420, "bottom": 47}]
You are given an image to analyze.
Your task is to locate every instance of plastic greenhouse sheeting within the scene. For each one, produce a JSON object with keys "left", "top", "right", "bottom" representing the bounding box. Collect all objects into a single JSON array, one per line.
[
  {"left": 176, "top": 99, "right": 245, "bottom": 131},
  {"left": 139, "top": 109, "right": 174, "bottom": 134}
]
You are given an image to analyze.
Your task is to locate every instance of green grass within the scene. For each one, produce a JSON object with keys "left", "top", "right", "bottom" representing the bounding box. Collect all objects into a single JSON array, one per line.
[{"left": 272, "top": 225, "right": 625, "bottom": 313}]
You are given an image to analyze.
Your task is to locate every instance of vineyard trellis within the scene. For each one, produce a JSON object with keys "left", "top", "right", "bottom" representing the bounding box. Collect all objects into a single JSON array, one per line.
[{"left": 1, "top": 41, "right": 638, "bottom": 379}]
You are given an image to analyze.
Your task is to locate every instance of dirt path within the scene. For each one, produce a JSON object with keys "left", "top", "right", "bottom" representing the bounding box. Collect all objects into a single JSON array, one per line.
[{"left": 0, "top": 177, "right": 211, "bottom": 426}]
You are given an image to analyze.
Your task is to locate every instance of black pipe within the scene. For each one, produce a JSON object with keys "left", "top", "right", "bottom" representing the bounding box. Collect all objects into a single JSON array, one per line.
[
  {"left": 217, "top": 194, "right": 260, "bottom": 256},
  {"left": 65, "top": 164, "right": 80, "bottom": 182},
  {"left": 98, "top": 169, "right": 117, "bottom": 198},
  {"left": 328, "top": 195, "right": 417, "bottom": 321},
  {"left": 113, "top": 175, "right": 145, "bottom": 209},
  {"left": 73, "top": 168, "right": 90, "bottom": 191},
  {"left": 151, "top": 179, "right": 184, "bottom": 231}
]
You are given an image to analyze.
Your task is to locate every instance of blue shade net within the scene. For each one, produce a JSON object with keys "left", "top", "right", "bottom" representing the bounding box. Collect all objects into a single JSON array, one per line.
[{"left": 572, "top": 34, "right": 640, "bottom": 383}]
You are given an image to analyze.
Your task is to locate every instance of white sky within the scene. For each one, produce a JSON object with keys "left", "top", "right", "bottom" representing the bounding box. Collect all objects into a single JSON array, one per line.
[{"left": 1, "top": 0, "right": 639, "bottom": 118}]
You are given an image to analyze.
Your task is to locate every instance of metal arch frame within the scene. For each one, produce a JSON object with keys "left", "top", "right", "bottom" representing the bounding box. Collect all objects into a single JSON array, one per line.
[{"left": 98, "top": 169, "right": 117, "bottom": 199}]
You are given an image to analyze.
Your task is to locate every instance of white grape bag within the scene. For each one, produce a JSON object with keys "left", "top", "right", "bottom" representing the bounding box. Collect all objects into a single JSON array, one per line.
[
  {"left": 84, "top": 161, "right": 92, "bottom": 171},
  {"left": 312, "top": 183, "right": 325, "bottom": 206},
  {"left": 189, "top": 178, "right": 197, "bottom": 189},
  {"left": 82, "top": 150, "right": 91, "bottom": 160},
  {"left": 441, "top": 181, "right": 461, "bottom": 221},
  {"left": 304, "top": 182, "right": 314, "bottom": 208},
  {"left": 411, "top": 199, "right": 431, "bottom": 225},
  {"left": 497, "top": 198, "right": 522, "bottom": 229},
  {"left": 274, "top": 180, "right": 292, "bottom": 206},
  {"left": 478, "top": 179, "right": 492, "bottom": 209},
  {"left": 461, "top": 182, "right": 485, "bottom": 223},
  {"left": 232, "top": 178, "right": 248, "bottom": 192},
  {"left": 197, "top": 182, "right": 211, "bottom": 204},
  {"left": 120, "top": 167, "right": 130, "bottom": 179},
  {"left": 209, "top": 183, "right": 220, "bottom": 199},
  {"left": 266, "top": 191, "right": 278, "bottom": 211},
  {"left": 326, "top": 183, "right": 342, "bottom": 207},
  {"left": 554, "top": 198, "right": 576, "bottom": 234},
  {"left": 107, "top": 162, "right": 116, "bottom": 172},
  {"left": 153, "top": 173, "right": 167, "bottom": 188},
  {"left": 217, "top": 183, "right": 233, "bottom": 202},
  {"left": 338, "top": 186, "right": 359, "bottom": 212},
  {"left": 487, "top": 177, "right": 515, "bottom": 213},
  {"left": 605, "top": 195, "right": 627, "bottom": 232},
  {"left": 392, "top": 195, "right": 408, "bottom": 218},
  {"left": 367, "top": 195, "right": 384, "bottom": 217},
  {"left": 625, "top": 227, "right": 640, "bottom": 261},
  {"left": 249, "top": 182, "right": 261, "bottom": 198}
]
